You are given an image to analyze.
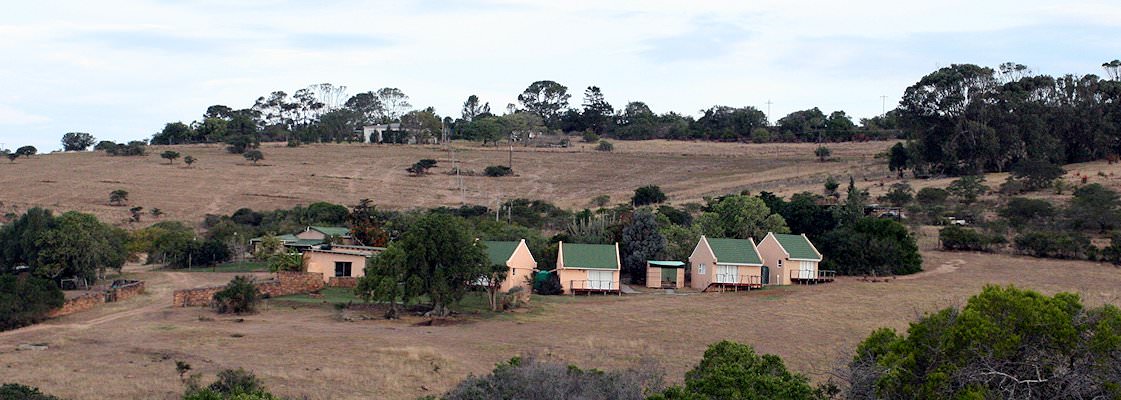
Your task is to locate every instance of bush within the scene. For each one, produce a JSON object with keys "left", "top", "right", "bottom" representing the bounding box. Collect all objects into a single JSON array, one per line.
[
  {"left": 652, "top": 341, "right": 823, "bottom": 400},
  {"left": 1010, "top": 159, "right": 1065, "bottom": 191},
  {"left": 1013, "top": 231, "right": 1092, "bottom": 259},
  {"left": 596, "top": 140, "right": 614, "bottom": 152},
  {"left": 915, "top": 187, "right": 949, "bottom": 206},
  {"left": 632, "top": 185, "right": 667, "bottom": 206},
  {"left": 407, "top": 159, "right": 438, "bottom": 175},
  {"left": 0, "top": 383, "right": 61, "bottom": 400},
  {"left": 582, "top": 130, "right": 599, "bottom": 143},
  {"left": 534, "top": 271, "right": 563, "bottom": 295},
  {"left": 442, "top": 355, "right": 664, "bottom": 400},
  {"left": 818, "top": 217, "right": 922, "bottom": 276},
  {"left": 212, "top": 276, "right": 259, "bottom": 314},
  {"left": 847, "top": 285, "right": 1121, "bottom": 399},
  {"left": 484, "top": 165, "right": 513, "bottom": 177},
  {"left": 105, "top": 140, "right": 147, "bottom": 156},
  {"left": 0, "top": 275, "right": 65, "bottom": 331},
  {"left": 998, "top": 197, "right": 1055, "bottom": 228},
  {"left": 939, "top": 225, "right": 1003, "bottom": 251},
  {"left": 184, "top": 368, "right": 278, "bottom": 400}
]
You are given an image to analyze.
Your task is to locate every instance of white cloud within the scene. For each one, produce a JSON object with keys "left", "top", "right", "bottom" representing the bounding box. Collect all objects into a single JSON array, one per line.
[{"left": 0, "top": 105, "right": 49, "bottom": 125}]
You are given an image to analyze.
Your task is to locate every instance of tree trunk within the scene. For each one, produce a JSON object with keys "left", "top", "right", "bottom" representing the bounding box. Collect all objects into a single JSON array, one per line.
[{"left": 431, "top": 302, "right": 450, "bottom": 317}]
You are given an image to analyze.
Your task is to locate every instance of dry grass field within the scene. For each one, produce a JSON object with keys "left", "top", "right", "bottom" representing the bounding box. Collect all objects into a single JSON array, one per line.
[
  {"left": 0, "top": 140, "right": 897, "bottom": 226},
  {"left": 3, "top": 251, "right": 1120, "bottom": 400}
]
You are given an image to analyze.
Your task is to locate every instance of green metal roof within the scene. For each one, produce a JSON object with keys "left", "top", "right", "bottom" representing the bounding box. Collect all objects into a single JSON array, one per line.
[
  {"left": 773, "top": 234, "right": 822, "bottom": 261},
  {"left": 289, "top": 239, "right": 326, "bottom": 247},
  {"left": 561, "top": 243, "right": 619, "bottom": 270},
  {"left": 277, "top": 234, "right": 299, "bottom": 242},
  {"left": 648, "top": 260, "right": 685, "bottom": 268},
  {"left": 310, "top": 226, "right": 351, "bottom": 237},
  {"left": 707, "top": 238, "right": 762, "bottom": 265},
  {"left": 483, "top": 241, "right": 519, "bottom": 265}
]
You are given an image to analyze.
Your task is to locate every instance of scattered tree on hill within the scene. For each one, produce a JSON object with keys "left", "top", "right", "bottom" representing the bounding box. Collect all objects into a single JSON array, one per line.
[
  {"left": 998, "top": 197, "right": 1055, "bottom": 228},
  {"left": 61, "top": 132, "right": 96, "bottom": 151},
  {"left": 109, "top": 189, "right": 129, "bottom": 206},
  {"left": 596, "top": 140, "right": 614, "bottom": 152},
  {"left": 1009, "top": 159, "right": 1065, "bottom": 192},
  {"left": 94, "top": 140, "right": 117, "bottom": 151},
  {"left": 632, "top": 185, "right": 667, "bottom": 206},
  {"left": 696, "top": 195, "right": 788, "bottom": 240},
  {"left": 484, "top": 165, "right": 513, "bottom": 177},
  {"left": 888, "top": 142, "right": 910, "bottom": 177},
  {"left": 1067, "top": 183, "right": 1121, "bottom": 232},
  {"left": 621, "top": 210, "right": 666, "bottom": 284},
  {"left": 161, "top": 150, "right": 181, "bottom": 164},
  {"left": 823, "top": 176, "right": 840, "bottom": 198},
  {"left": 939, "top": 225, "right": 1004, "bottom": 251},
  {"left": 183, "top": 368, "right": 278, "bottom": 400},
  {"left": 3, "top": 150, "right": 17, "bottom": 163},
  {"left": 517, "top": 80, "right": 571, "bottom": 128},
  {"left": 129, "top": 206, "right": 144, "bottom": 223},
  {"left": 652, "top": 341, "right": 827, "bottom": 400},
  {"left": 947, "top": 175, "right": 988, "bottom": 204},
  {"left": 184, "top": 155, "right": 196, "bottom": 167},
  {"left": 150, "top": 208, "right": 164, "bottom": 218},
  {"left": 814, "top": 145, "right": 831, "bottom": 162},
  {"left": 225, "top": 134, "right": 257, "bottom": 154},
  {"left": 878, "top": 182, "right": 913, "bottom": 207},
  {"left": 243, "top": 150, "right": 263, "bottom": 165},
  {"left": 846, "top": 285, "right": 1121, "bottom": 399},
  {"left": 915, "top": 187, "right": 949, "bottom": 206},
  {"left": 15, "top": 146, "right": 36, "bottom": 158},
  {"left": 105, "top": 141, "right": 147, "bottom": 156},
  {"left": 591, "top": 195, "right": 611, "bottom": 208},
  {"left": 407, "top": 159, "right": 438, "bottom": 176},
  {"left": 212, "top": 276, "right": 259, "bottom": 314}
]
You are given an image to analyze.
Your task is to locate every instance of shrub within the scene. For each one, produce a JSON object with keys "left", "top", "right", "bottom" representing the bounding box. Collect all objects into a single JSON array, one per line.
[
  {"left": 184, "top": 155, "right": 197, "bottom": 167},
  {"left": 814, "top": 145, "right": 831, "bottom": 162},
  {"left": 161, "top": 150, "right": 181, "bottom": 164},
  {"left": 94, "top": 140, "right": 117, "bottom": 151},
  {"left": 998, "top": 197, "right": 1055, "bottom": 228},
  {"left": 212, "top": 276, "right": 259, "bottom": 314},
  {"left": 596, "top": 140, "right": 614, "bottom": 152},
  {"left": 632, "top": 185, "right": 667, "bottom": 206},
  {"left": 938, "top": 225, "right": 1003, "bottom": 252},
  {"left": 61, "top": 132, "right": 96, "bottom": 152},
  {"left": 818, "top": 217, "right": 922, "bottom": 276},
  {"left": 582, "top": 130, "right": 599, "bottom": 143},
  {"left": 878, "top": 182, "right": 913, "bottom": 207},
  {"left": 652, "top": 341, "right": 822, "bottom": 400},
  {"left": 184, "top": 368, "right": 278, "bottom": 400},
  {"left": 407, "top": 159, "right": 438, "bottom": 175},
  {"left": 1013, "top": 231, "right": 1092, "bottom": 259},
  {"left": 442, "top": 355, "right": 664, "bottom": 400},
  {"left": 105, "top": 140, "right": 147, "bottom": 156},
  {"left": 847, "top": 285, "right": 1121, "bottom": 399},
  {"left": 0, "top": 275, "right": 65, "bottom": 331},
  {"left": 484, "top": 165, "right": 513, "bottom": 177},
  {"left": 534, "top": 271, "right": 563, "bottom": 295},
  {"left": 242, "top": 150, "right": 263, "bottom": 165},
  {"left": 1010, "top": 159, "right": 1065, "bottom": 191},
  {"left": 915, "top": 187, "right": 949, "bottom": 206},
  {"left": 0, "top": 383, "right": 61, "bottom": 400}
]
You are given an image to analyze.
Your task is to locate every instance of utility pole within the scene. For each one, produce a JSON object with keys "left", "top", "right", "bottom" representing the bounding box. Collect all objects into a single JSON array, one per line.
[
  {"left": 765, "top": 100, "right": 773, "bottom": 125},
  {"left": 508, "top": 134, "right": 514, "bottom": 169},
  {"left": 880, "top": 95, "right": 887, "bottom": 117}
]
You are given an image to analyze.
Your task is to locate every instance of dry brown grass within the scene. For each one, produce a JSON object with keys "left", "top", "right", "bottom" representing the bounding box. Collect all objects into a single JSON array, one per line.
[
  {"left": 3, "top": 251, "right": 1120, "bottom": 400},
  {"left": 0, "top": 140, "right": 895, "bottom": 226}
]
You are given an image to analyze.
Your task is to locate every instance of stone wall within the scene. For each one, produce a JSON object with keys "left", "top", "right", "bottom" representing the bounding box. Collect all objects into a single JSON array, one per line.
[
  {"left": 47, "top": 280, "right": 146, "bottom": 318},
  {"left": 172, "top": 272, "right": 324, "bottom": 307},
  {"left": 327, "top": 277, "right": 357, "bottom": 288}
]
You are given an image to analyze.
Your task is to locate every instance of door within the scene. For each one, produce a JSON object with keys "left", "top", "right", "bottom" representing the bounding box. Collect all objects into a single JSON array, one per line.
[
  {"left": 661, "top": 267, "right": 676, "bottom": 287},
  {"left": 588, "top": 270, "right": 613, "bottom": 290},
  {"left": 716, "top": 265, "right": 737, "bottom": 283},
  {"left": 760, "top": 266, "right": 769, "bottom": 285},
  {"left": 799, "top": 261, "right": 814, "bottom": 279}
]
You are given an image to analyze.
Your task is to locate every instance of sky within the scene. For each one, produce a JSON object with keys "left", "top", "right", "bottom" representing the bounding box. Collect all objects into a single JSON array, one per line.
[{"left": 1, "top": 0, "right": 1120, "bottom": 151}]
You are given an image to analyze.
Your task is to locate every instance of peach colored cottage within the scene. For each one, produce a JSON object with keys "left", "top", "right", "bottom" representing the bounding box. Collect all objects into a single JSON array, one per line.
[
  {"left": 756, "top": 232, "right": 831, "bottom": 285},
  {"left": 302, "top": 245, "right": 384, "bottom": 283},
  {"left": 482, "top": 239, "right": 538, "bottom": 293},
  {"left": 688, "top": 236, "right": 766, "bottom": 291},
  {"left": 645, "top": 261, "right": 685, "bottom": 289},
  {"left": 556, "top": 242, "right": 621, "bottom": 295}
]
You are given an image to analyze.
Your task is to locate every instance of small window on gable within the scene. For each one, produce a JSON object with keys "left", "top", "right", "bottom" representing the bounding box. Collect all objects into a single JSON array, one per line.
[
  {"left": 698, "top": 264, "right": 706, "bottom": 275},
  {"left": 778, "top": 259, "right": 783, "bottom": 269},
  {"left": 334, "top": 261, "right": 353, "bottom": 277}
]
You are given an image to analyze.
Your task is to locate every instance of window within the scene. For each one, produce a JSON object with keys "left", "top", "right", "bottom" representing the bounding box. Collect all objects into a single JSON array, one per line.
[
  {"left": 334, "top": 261, "right": 353, "bottom": 277},
  {"left": 777, "top": 259, "right": 783, "bottom": 269},
  {"left": 698, "top": 264, "right": 706, "bottom": 275}
]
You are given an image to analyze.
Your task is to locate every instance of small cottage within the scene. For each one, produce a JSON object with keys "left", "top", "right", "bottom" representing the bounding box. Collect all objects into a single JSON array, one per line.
[
  {"left": 756, "top": 232, "right": 830, "bottom": 285},
  {"left": 302, "top": 245, "right": 384, "bottom": 285},
  {"left": 688, "top": 236, "right": 765, "bottom": 291},
  {"left": 645, "top": 261, "right": 685, "bottom": 289},
  {"left": 482, "top": 239, "right": 538, "bottom": 293},
  {"left": 556, "top": 242, "right": 621, "bottom": 295}
]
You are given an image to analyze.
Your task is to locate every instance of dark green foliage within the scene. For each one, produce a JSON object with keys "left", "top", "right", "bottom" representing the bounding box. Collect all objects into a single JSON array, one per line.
[
  {"left": 441, "top": 355, "right": 664, "bottom": 400},
  {"left": 0, "top": 208, "right": 128, "bottom": 280},
  {"left": 657, "top": 205, "right": 692, "bottom": 226},
  {"left": 1103, "top": 232, "right": 1121, "bottom": 265},
  {"left": 695, "top": 195, "right": 788, "bottom": 240},
  {"left": 998, "top": 197, "right": 1055, "bottom": 228},
  {"left": 1068, "top": 183, "right": 1121, "bottom": 232},
  {"left": 212, "top": 276, "right": 259, "bottom": 314},
  {"left": 596, "top": 140, "right": 614, "bottom": 152},
  {"left": 15, "top": 146, "right": 36, "bottom": 157},
  {"left": 0, "top": 275, "right": 64, "bottom": 331},
  {"left": 1013, "top": 231, "right": 1092, "bottom": 259},
  {"left": 946, "top": 175, "right": 988, "bottom": 204},
  {"left": 242, "top": 150, "right": 264, "bottom": 164},
  {"left": 1009, "top": 159, "right": 1065, "bottom": 191},
  {"left": 814, "top": 145, "right": 831, "bottom": 161},
  {"left": 306, "top": 202, "right": 349, "bottom": 225},
  {"left": 183, "top": 368, "right": 278, "bottom": 400},
  {"left": 105, "top": 140, "right": 147, "bottom": 156},
  {"left": 483, "top": 165, "right": 513, "bottom": 177},
  {"left": 759, "top": 192, "right": 837, "bottom": 239},
  {"left": 224, "top": 135, "right": 257, "bottom": 154},
  {"left": 161, "top": 150, "right": 181, "bottom": 164},
  {"left": 818, "top": 217, "right": 921, "bottom": 275},
  {"left": 0, "top": 383, "right": 61, "bottom": 400},
  {"left": 534, "top": 271, "right": 563, "bottom": 295},
  {"left": 632, "top": 185, "right": 667, "bottom": 206},
  {"left": 847, "top": 286, "right": 1121, "bottom": 399},
  {"left": 356, "top": 244, "right": 411, "bottom": 319},
  {"left": 938, "top": 226, "right": 1004, "bottom": 252},
  {"left": 94, "top": 140, "right": 117, "bottom": 151},
  {"left": 915, "top": 187, "right": 949, "bottom": 206},
  {"left": 61, "top": 132, "right": 96, "bottom": 151},
  {"left": 651, "top": 341, "right": 822, "bottom": 400},
  {"left": 407, "top": 159, "right": 438, "bottom": 175},
  {"left": 878, "top": 182, "right": 913, "bottom": 207},
  {"left": 393, "top": 213, "right": 489, "bottom": 316},
  {"left": 621, "top": 210, "right": 665, "bottom": 284},
  {"left": 888, "top": 142, "right": 909, "bottom": 177}
]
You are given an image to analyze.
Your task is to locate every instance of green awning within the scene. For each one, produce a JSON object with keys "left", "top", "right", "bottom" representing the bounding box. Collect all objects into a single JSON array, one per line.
[{"left": 647, "top": 260, "right": 685, "bottom": 268}]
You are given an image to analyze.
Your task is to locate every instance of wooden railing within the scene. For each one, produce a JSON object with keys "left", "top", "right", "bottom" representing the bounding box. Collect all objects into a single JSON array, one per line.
[
  {"left": 714, "top": 274, "right": 762, "bottom": 286},
  {"left": 568, "top": 279, "right": 617, "bottom": 292},
  {"left": 789, "top": 270, "right": 836, "bottom": 281}
]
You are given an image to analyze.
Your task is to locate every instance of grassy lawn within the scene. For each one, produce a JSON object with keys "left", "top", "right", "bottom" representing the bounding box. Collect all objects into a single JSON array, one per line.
[
  {"left": 178, "top": 261, "right": 270, "bottom": 273},
  {"left": 272, "top": 288, "right": 544, "bottom": 320},
  {"left": 273, "top": 287, "right": 358, "bottom": 304}
]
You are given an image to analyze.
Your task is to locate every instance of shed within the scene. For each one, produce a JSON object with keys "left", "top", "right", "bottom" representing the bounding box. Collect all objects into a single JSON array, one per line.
[{"left": 645, "top": 261, "right": 685, "bottom": 289}]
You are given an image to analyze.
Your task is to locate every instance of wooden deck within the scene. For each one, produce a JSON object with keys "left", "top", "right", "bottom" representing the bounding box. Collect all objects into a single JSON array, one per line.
[
  {"left": 568, "top": 280, "right": 621, "bottom": 296},
  {"left": 571, "top": 288, "right": 622, "bottom": 295},
  {"left": 704, "top": 274, "right": 764, "bottom": 292},
  {"left": 790, "top": 270, "right": 836, "bottom": 285}
]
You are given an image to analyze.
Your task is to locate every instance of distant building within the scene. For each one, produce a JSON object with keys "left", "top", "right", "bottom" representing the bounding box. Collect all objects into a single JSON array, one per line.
[{"left": 361, "top": 123, "right": 401, "bottom": 144}]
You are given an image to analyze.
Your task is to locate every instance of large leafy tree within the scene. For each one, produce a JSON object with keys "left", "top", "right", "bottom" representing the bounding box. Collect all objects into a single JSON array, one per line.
[
  {"left": 461, "top": 94, "right": 490, "bottom": 122},
  {"left": 344, "top": 91, "right": 385, "bottom": 125},
  {"left": 847, "top": 286, "right": 1121, "bottom": 399},
  {"left": 61, "top": 132, "right": 96, "bottom": 151},
  {"left": 621, "top": 210, "right": 666, "bottom": 284},
  {"left": 817, "top": 217, "right": 921, "bottom": 275},
  {"left": 356, "top": 244, "right": 414, "bottom": 319},
  {"left": 694, "top": 106, "right": 767, "bottom": 141},
  {"left": 5, "top": 210, "right": 129, "bottom": 281},
  {"left": 517, "top": 80, "right": 570, "bottom": 128},
  {"left": 581, "top": 86, "right": 614, "bottom": 134},
  {"left": 1068, "top": 183, "right": 1121, "bottom": 232},
  {"left": 696, "top": 195, "right": 789, "bottom": 240},
  {"left": 395, "top": 213, "right": 489, "bottom": 316}
]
